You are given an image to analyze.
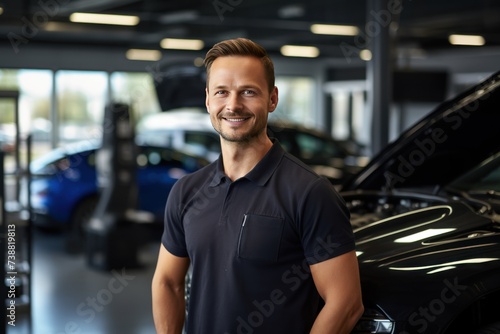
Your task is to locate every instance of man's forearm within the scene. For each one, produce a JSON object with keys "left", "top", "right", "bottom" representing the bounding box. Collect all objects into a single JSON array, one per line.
[
  {"left": 309, "top": 301, "right": 363, "bottom": 334},
  {"left": 152, "top": 278, "right": 186, "bottom": 334}
]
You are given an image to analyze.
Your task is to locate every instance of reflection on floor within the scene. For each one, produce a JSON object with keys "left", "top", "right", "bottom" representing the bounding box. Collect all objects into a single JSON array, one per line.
[{"left": 8, "top": 228, "right": 161, "bottom": 334}]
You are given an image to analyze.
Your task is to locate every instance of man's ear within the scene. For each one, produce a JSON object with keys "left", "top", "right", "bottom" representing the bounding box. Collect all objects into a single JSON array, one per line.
[
  {"left": 269, "top": 86, "right": 279, "bottom": 113},
  {"left": 205, "top": 87, "right": 210, "bottom": 113}
]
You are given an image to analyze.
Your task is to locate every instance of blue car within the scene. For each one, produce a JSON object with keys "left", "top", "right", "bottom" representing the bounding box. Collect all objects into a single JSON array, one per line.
[{"left": 29, "top": 141, "right": 209, "bottom": 232}]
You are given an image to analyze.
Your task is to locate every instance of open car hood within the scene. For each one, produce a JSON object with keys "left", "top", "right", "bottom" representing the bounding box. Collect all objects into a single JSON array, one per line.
[
  {"left": 154, "top": 62, "right": 206, "bottom": 111},
  {"left": 341, "top": 71, "right": 500, "bottom": 191}
]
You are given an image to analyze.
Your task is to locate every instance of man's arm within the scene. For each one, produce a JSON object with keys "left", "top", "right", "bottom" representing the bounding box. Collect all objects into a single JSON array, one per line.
[
  {"left": 152, "top": 245, "right": 191, "bottom": 334},
  {"left": 309, "top": 250, "right": 364, "bottom": 334}
]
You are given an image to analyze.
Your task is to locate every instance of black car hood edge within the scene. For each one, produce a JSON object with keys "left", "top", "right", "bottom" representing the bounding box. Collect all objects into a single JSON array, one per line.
[{"left": 342, "top": 71, "right": 500, "bottom": 191}]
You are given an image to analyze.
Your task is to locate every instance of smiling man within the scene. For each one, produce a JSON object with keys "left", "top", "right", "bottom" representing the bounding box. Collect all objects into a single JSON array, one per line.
[{"left": 152, "top": 38, "right": 363, "bottom": 334}]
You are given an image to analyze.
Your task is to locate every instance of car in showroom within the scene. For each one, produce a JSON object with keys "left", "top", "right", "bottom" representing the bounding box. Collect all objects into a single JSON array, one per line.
[
  {"left": 343, "top": 71, "right": 500, "bottom": 333},
  {"left": 136, "top": 109, "right": 368, "bottom": 186},
  {"left": 28, "top": 140, "right": 209, "bottom": 235}
]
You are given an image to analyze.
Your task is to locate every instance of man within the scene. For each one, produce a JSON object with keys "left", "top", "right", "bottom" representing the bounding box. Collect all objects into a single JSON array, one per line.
[{"left": 152, "top": 38, "right": 363, "bottom": 334}]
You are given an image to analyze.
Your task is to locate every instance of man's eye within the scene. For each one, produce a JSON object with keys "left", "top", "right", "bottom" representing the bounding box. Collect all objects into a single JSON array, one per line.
[
  {"left": 243, "top": 90, "right": 255, "bottom": 95},
  {"left": 215, "top": 91, "right": 226, "bottom": 95}
]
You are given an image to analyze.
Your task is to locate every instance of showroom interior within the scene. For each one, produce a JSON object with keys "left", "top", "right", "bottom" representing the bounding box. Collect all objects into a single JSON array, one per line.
[{"left": 1, "top": 0, "right": 500, "bottom": 333}]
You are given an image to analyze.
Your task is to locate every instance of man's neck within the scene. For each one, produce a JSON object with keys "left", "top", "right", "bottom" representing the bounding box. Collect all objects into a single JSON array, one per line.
[{"left": 220, "top": 137, "right": 273, "bottom": 181}]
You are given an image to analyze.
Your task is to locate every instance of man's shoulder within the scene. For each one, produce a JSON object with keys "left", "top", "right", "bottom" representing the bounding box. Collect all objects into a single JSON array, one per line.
[
  {"left": 273, "top": 151, "right": 338, "bottom": 199},
  {"left": 176, "top": 160, "right": 218, "bottom": 187},
  {"left": 279, "top": 151, "right": 321, "bottom": 180}
]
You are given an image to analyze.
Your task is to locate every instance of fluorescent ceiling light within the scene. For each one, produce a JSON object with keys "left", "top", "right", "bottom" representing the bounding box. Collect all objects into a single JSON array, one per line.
[
  {"left": 394, "top": 228, "right": 455, "bottom": 243},
  {"left": 311, "top": 24, "right": 359, "bottom": 36},
  {"left": 69, "top": 12, "right": 140, "bottom": 26},
  {"left": 280, "top": 45, "right": 320, "bottom": 58},
  {"left": 160, "top": 38, "right": 204, "bottom": 50},
  {"left": 449, "top": 34, "right": 485, "bottom": 46},
  {"left": 126, "top": 49, "right": 162, "bottom": 61}
]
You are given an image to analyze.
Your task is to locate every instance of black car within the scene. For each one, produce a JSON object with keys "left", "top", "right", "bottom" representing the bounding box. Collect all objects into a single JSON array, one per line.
[
  {"left": 267, "top": 120, "right": 368, "bottom": 186},
  {"left": 342, "top": 71, "right": 500, "bottom": 333}
]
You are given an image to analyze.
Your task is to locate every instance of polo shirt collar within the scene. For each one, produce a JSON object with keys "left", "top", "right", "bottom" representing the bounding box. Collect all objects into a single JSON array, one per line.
[{"left": 208, "top": 139, "right": 284, "bottom": 187}]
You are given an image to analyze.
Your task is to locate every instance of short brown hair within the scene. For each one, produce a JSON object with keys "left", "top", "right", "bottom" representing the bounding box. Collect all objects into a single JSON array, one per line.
[{"left": 204, "top": 38, "right": 275, "bottom": 93}]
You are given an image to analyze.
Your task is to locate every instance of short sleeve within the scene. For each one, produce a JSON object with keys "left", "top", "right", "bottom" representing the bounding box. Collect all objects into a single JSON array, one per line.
[
  {"left": 161, "top": 180, "right": 189, "bottom": 258},
  {"left": 299, "top": 177, "right": 355, "bottom": 265}
]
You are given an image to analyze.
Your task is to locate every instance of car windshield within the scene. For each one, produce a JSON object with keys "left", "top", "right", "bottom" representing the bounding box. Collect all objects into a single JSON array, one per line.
[
  {"left": 446, "top": 151, "right": 500, "bottom": 194},
  {"left": 444, "top": 151, "right": 500, "bottom": 216}
]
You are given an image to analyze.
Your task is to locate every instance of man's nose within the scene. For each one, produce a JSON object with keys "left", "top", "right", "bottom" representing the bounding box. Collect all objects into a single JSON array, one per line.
[{"left": 226, "top": 93, "right": 242, "bottom": 111}]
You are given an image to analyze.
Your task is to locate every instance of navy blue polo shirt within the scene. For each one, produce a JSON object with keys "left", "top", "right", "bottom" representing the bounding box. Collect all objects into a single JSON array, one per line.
[{"left": 162, "top": 140, "right": 355, "bottom": 334}]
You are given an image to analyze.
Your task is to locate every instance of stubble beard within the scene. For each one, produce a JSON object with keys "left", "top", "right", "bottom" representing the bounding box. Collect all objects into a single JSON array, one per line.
[
  {"left": 216, "top": 124, "right": 263, "bottom": 144},
  {"left": 213, "top": 112, "right": 267, "bottom": 144}
]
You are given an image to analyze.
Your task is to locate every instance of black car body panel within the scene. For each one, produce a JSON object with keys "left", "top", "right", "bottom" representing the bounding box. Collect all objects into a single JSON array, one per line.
[
  {"left": 346, "top": 191, "right": 500, "bottom": 333},
  {"left": 344, "top": 71, "right": 500, "bottom": 334}
]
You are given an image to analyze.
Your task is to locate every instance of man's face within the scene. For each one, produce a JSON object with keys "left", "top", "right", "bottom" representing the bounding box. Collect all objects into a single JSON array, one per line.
[{"left": 205, "top": 56, "right": 278, "bottom": 144}]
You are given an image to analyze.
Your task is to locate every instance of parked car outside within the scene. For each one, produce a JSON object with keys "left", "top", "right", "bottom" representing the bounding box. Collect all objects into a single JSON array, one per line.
[
  {"left": 29, "top": 140, "right": 209, "bottom": 233},
  {"left": 136, "top": 108, "right": 368, "bottom": 186},
  {"left": 342, "top": 71, "right": 500, "bottom": 333}
]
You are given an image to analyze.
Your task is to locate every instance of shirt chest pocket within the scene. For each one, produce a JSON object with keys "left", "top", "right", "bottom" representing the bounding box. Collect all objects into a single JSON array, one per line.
[{"left": 238, "top": 214, "right": 284, "bottom": 263}]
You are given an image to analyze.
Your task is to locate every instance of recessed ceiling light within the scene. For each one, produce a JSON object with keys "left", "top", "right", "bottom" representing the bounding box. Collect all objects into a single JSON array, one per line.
[
  {"left": 193, "top": 57, "right": 205, "bottom": 67},
  {"left": 69, "top": 12, "right": 140, "bottom": 26},
  {"left": 278, "top": 5, "right": 305, "bottom": 19},
  {"left": 311, "top": 24, "right": 359, "bottom": 36},
  {"left": 359, "top": 49, "right": 372, "bottom": 61},
  {"left": 160, "top": 38, "right": 204, "bottom": 50},
  {"left": 448, "top": 34, "right": 485, "bottom": 46},
  {"left": 280, "top": 45, "right": 320, "bottom": 58}
]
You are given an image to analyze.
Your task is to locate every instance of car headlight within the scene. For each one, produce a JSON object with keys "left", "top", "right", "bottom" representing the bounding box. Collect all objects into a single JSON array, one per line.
[{"left": 351, "top": 308, "right": 394, "bottom": 333}]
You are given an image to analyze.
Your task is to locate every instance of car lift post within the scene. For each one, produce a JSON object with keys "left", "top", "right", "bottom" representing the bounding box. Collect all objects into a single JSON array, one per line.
[{"left": 85, "top": 103, "right": 144, "bottom": 271}]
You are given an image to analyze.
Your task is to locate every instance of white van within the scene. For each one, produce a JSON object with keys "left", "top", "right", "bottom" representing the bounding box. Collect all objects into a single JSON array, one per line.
[{"left": 136, "top": 108, "right": 221, "bottom": 162}]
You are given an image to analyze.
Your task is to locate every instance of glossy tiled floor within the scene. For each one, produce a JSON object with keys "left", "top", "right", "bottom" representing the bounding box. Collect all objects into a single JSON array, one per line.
[{"left": 7, "top": 226, "right": 161, "bottom": 334}]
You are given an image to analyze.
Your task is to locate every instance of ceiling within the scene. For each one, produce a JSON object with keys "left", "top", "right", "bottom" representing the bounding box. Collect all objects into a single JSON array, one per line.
[{"left": 1, "top": 0, "right": 500, "bottom": 59}]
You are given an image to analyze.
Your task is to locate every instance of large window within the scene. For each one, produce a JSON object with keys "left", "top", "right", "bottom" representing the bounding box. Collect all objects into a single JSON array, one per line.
[
  {"left": 0, "top": 69, "right": 316, "bottom": 165},
  {"left": 55, "top": 70, "right": 108, "bottom": 146},
  {"left": 0, "top": 69, "right": 53, "bottom": 168},
  {"left": 110, "top": 71, "right": 162, "bottom": 126},
  {"left": 272, "top": 77, "right": 315, "bottom": 128}
]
